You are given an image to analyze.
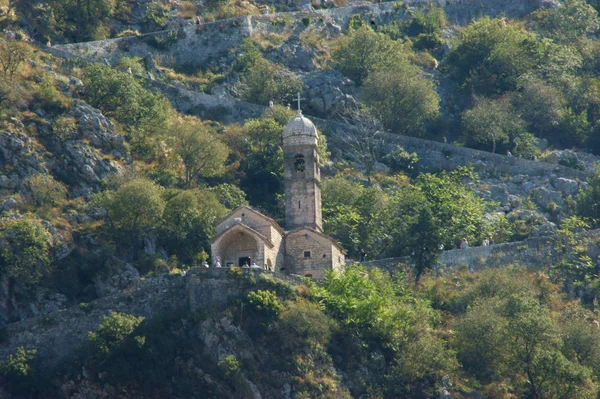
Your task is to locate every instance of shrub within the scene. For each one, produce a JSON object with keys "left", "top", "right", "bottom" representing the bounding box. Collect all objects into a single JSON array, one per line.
[
  {"left": 34, "top": 80, "right": 71, "bottom": 113},
  {"left": 384, "top": 146, "right": 419, "bottom": 174},
  {"left": 363, "top": 67, "right": 439, "bottom": 136},
  {"left": 218, "top": 355, "right": 241, "bottom": 381},
  {"left": 26, "top": 174, "right": 67, "bottom": 208},
  {"left": 0, "top": 347, "right": 48, "bottom": 395},
  {"left": 51, "top": 116, "right": 77, "bottom": 142},
  {"left": 88, "top": 312, "right": 145, "bottom": 361},
  {"left": 245, "top": 290, "right": 282, "bottom": 321},
  {"left": 0, "top": 216, "right": 53, "bottom": 292},
  {"left": 278, "top": 300, "right": 337, "bottom": 351},
  {"left": 209, "top": 183, "right": 248, "bottom": 209},
  {"left": 101, "top": 178, "right": 165, "bottom": 245},
  {"left": 238, "top": 54, "right": 302, "bottom": 105}
]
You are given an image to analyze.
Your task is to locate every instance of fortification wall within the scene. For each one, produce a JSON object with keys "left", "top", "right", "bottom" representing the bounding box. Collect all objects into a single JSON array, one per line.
[
  {"left": 362, "top": 229, "right": 600, "bottom": 274},
  {"left": 54, "top": 0, "right": 544, "bottom": 69},
  {"left": 0, "top": 269, "right": 272, "bottom": 367}
]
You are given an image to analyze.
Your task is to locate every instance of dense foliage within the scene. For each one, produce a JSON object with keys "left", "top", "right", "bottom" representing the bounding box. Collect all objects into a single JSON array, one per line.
[{"left": 5, "top": 2, "right": 600, "bottom": 398}]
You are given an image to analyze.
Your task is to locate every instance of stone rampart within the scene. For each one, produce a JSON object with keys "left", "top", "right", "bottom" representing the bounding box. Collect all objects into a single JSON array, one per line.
[
  {"left": 362, "top": 229, "right": 600, "bottom": 274},
  {"left": 54, "top": 0, "right": 544, "bottom": 69},
  {"left": 0, "top": 269, "right": 276, "bottom": 367}
]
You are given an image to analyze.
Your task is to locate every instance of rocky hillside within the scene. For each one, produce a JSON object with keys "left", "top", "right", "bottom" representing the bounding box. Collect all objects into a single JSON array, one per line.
[{"left": 4, "top": 0, "right": 600, "bottom": 397}]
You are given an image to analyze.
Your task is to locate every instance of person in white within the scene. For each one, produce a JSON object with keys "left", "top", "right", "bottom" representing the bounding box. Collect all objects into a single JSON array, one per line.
[
  {"left": 482, "top": 238, "right": 489, "bottom": 247},
  {"left": 459, "top": 238, "right": 469, "bottom": 249}
]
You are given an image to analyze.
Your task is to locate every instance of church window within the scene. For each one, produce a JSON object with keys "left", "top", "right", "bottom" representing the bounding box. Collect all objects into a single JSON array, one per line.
[
  {"left": 322, "top": 254, "right": 327, "bottom": 258},
  {"left": 294, "top": 155, "right": 305, "bottom": 172},
  {"left": 304, "top": 251, "right": 311, "bottom": 258},
  {"left": 298, "top": 200, "right": 301, "bottom": 209}
]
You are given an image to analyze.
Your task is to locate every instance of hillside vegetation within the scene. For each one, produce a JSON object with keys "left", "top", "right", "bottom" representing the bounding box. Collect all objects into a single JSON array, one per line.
[{"left": 4, "top": 0, "right": 600, "bottom": 398}]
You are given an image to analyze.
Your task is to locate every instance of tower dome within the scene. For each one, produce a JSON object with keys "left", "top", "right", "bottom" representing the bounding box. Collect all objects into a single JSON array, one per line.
[{"left": 283, "top": 110, "right": 318, "bottom": 146}]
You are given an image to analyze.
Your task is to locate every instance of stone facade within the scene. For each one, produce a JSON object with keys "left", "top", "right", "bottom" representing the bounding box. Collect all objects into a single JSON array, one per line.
[
  {"left": 285, "top": 228, "right": 345, "bottom": 279},
  {"left": 283, "top": 110, "right": 322, "bottom": 232},
  {"left": 211, "top": 206, "right": 285, "bottom": 268},
  {"left": 211, "top": 112, "right": 344, "bottom": 277}
]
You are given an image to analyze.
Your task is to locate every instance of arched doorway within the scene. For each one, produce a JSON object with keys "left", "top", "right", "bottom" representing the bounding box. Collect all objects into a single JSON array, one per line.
[{"left": 218, "top": 229, "right": 260, "bottom": 267}]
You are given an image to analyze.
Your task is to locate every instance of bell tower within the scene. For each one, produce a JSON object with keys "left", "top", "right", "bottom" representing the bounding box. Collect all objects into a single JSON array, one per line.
[{"left": 282, "top": 94, "right": 322, "bottom": 232}]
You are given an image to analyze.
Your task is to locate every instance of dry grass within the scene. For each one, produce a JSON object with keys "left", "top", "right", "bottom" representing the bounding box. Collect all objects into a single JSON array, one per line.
[
  {"left": 203, "top": 0, "right": 260, "bottom": 22},
  {"left": 251, "top": 32, "right": 288, "bottom": 51},
  {"left": 299, "top": 28, "right": 332, "bottom": 68},
  {"left": 157, "top": 65, "right": 225, "bottom": 92},
  {"left": 177, "top": 1, "right": 198, "bottom": 18}
]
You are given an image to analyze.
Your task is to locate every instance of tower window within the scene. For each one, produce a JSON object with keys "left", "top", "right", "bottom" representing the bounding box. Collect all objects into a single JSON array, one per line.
[
  {"left": 298, "top": 200, "right": 301, "bottom": 209},
  {"left": 304, "top": 251, "right": 311, "bottom": 258},
  {"left": 294, "top": 155, "right": 305, "bottom": 172}
]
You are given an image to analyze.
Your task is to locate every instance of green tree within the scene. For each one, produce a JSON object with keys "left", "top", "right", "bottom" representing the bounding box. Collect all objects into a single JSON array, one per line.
[
  {"left": 363, "top": 67, "right": 440, "bottom": 136},
  {"left": 167, "top": 116, "right": 229, "bottom": 188},
  {"left": 102, "top": 179, "right": 165, "bottom": 245},
  {"left": 577, "top": 164, "right": 600, "bottom": 222},
  {"left": 223, "top": 115, "right": 285, "bottom": 213},
  {"left": 321, "top": 177, "right": 364, "bottom": 254},
  {"left": 530, "top": 0, "right": 599, "bottom": 43},
  {"left": 462, "top": 96, "right": 527, "bottom": 153},
  {"left": 236, "top": 40, "right": 301, "bottom": 106},
  {"left": 0, "top": 216, "right": 53, "bottom": 292},
  {"left": 332, "top": 25, "right": 408, "bottom": 85},
  {"left": 453, "top": 298, "right": 511, "bottom": 380},
  {"left": 446, "top": 17, "right": 543, "bottom": 95},
  {"left": 407, "top": 207, "right": 442, "bottom": 283},
  {"left": 209, "top": 183, "right": 248, "bottom": 209},
  {"left": 415, "top": 170, "right": 488, "bottom": 249},
  {"left": 513, "top": 78, "right": 565, "bottom": 138},
  {"left": 49, "top": 0, "right": 115, "bottom": 41},
  {"left": 82, "top": 64, "right": 170, "bottom": 157},
  {"left": 162, "top": 189, "right": 227, "bottom": 263}
]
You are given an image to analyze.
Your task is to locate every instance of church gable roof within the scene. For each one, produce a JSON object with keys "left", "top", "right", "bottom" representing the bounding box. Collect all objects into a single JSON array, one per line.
[
  {"left": 211, "top": 222, "right": 274, "bottom": 248},
  {"left": 216, "top": 205, "right": 285, "bottom": 236},
  {"left": 286, "top": 227, "right": 346, "bottom": 253}
]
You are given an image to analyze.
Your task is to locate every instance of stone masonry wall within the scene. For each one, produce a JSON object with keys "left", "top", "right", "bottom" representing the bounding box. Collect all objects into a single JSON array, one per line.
[
  {"left": 362, "top": 230, "right": 600, "bottom": 274},
  {"left": 0, "top": 276, "right": 186, "bottom": 368},
  {"left": 55, "top": 0, "right": 544, "bottom": 69},
  {"left": 286, "top": 230, "right": 340, "bottom": 278},
  {"left": 265, "top": 225, "right": 285, "bottom": 270},
  {"left": 0, "top": 269, "right": 275, "bottom": 368}
]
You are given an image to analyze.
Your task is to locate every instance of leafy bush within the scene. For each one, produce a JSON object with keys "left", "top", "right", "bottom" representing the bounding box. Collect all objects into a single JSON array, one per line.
[
  {"left": 245, "top": 290, "right": 282, "bottom": 321},
  {"left": 363, "top": 66, "right": 439, "bottom": 136},
  {"left": 26, "top": 174, "right": 67, "bottom": 208},
  {"left": 384, "top": 146, "right": 419, "bottom": 174},
  {"left": 0, "top": 347, "right": 48, "bottom": 395},
  {"left": 82, "top": 64, "right": 170, "bottom": 157},
  {"left": 218, "top": 354, "right": 241, "bottom": 381},
  {"left": 332, "top": 26, "right": 408, "bottom": 85},
  {"left": 277, "top": 300, "right": 337, "bottom": 351},
  {"left": 0, "top": 216, "right": 53, "bottom": 292},
  {"left": 236, "top": 41, "right": 302, "bottom": 106},
  {"left": 34, "top": 80, "right": 72, "bottom": 113},
  {"left": 88, "top": 312, "right": 145, "bottom": 361},
  {"left": 99, "top": 178, "right": 165, "bottom": 246}
]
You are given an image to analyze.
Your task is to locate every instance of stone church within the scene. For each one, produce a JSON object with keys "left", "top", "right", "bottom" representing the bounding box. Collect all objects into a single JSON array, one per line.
[{"left": 210, "top": 108, "right": 345, "bottom": 278}]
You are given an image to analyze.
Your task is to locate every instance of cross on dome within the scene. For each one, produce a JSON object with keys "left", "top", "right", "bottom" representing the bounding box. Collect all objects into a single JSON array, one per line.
[{"left": 296, "top": 92, "right": 302, "bottom": 115}]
